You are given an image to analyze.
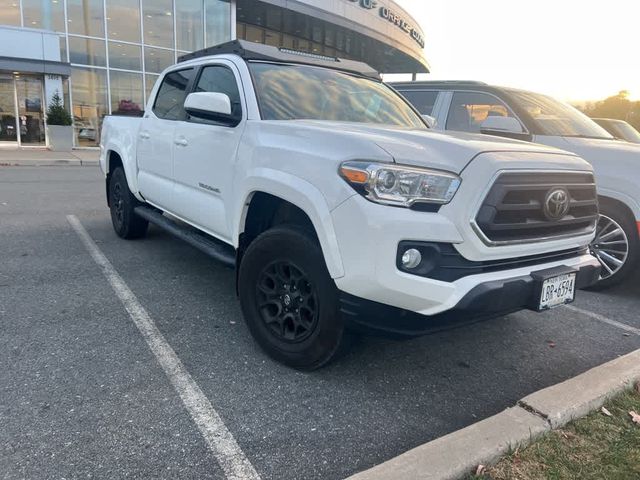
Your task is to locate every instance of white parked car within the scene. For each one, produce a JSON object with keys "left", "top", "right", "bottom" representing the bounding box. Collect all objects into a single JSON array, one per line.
[
  {"left": 392, "top": 81, "right": 640, "bottom": 288},
  {"left": 100, "top": 41, "right": 600, "bottom": 369},
  {"left": 592, "top": 118, "right": 640, "bottom": 144}
]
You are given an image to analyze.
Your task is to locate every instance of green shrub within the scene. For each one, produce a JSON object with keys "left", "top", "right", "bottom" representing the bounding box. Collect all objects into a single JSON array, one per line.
[{"left": 46, "top": 91, "right": 72, "bottom": 126}]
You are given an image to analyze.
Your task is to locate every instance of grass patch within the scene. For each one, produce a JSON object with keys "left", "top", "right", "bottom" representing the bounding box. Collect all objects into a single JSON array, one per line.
[{"left": 471, "top": 389, "right": 640, "bottom": 480}]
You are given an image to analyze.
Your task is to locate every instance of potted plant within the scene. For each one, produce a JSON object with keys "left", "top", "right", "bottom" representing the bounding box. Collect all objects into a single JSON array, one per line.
[{"left": 46, "top": 91, "right": 73, "bottom": 151}]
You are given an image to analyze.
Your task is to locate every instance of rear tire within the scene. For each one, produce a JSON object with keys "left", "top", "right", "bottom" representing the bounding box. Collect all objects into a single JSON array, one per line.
[
  {"left": 109, "top": 167, "right": 148, "bottom": 239},
  {"left": 238, "top": 226, "right": 347, "bottom": 370},
  {"left": 589, "top": 202, "right": 638, "bottom": 290}
]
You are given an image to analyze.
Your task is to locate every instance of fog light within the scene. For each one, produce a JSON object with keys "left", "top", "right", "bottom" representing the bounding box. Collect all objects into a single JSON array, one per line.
[{"left": 401, "top": 248, "right": 422, "bottom": 269}]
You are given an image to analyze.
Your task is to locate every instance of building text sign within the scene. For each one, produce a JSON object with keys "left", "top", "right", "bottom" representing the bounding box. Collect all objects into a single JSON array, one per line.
[{"left": 348, "top": 0, "right": 425, "bottom": 48}]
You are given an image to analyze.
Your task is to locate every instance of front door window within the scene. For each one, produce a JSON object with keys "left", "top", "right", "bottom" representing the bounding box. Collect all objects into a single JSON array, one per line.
[{"left": 446, "top": 91, "right": 520, "bottom": 133}]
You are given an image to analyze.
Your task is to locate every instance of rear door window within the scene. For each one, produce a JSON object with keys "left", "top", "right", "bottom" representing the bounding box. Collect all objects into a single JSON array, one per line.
[
  {"left": 153, "top": 68, "right": 195, "bottom": 121},
  {"left": 398, "top": 90, "right": 438, "bottom": 116}
]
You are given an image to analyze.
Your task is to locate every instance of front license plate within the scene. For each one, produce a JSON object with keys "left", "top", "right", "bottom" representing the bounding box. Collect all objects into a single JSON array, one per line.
[{"left": 538, "top": 273, "right": 576, "bottom": 310}]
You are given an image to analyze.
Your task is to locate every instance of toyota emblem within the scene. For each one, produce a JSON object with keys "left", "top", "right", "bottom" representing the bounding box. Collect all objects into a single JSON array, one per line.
[{"left": 543, "top": 188, "right": 571, "bottom": 221}]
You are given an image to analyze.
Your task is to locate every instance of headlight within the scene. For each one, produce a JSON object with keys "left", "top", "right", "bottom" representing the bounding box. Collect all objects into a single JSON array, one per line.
[{"left": 339, "top": 161, "right": 461, "bottom": 207}]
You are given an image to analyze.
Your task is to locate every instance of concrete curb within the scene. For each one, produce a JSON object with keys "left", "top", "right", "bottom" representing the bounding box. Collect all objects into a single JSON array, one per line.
[
  {"left": 0, "top": 159, "right": 99, "bottom": 167},
  {"left": 520, "top": 348, "right": 640, "bottom": 428},
  {"left": 348, "top": 348, "right": 640, "bottom": 480}
]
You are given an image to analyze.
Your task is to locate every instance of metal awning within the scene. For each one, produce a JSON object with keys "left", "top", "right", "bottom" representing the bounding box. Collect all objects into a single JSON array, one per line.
[{"left": 0, "top": 56, "right": 71, "bottom": 76}]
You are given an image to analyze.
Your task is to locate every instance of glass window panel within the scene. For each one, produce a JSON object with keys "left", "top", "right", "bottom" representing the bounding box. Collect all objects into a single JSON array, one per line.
[
  {"left": 23, "top": 0, "right": 65, "bottom": 31},
  {"left": 265, "top": 6, "right": 281, "bottom": 30},
  {"left": 109, "top": 42, "right": 142, "bottom": 70},
  {"left": 0, "top": 77, "right": 17, "bottom": 142},
  {"left": 60, "top": 36, "right": 68, "bottom": 62},
  {"left": 312, "top": 24, "right": 322, "bottom": 43},
  {"left": 176, "top": 0, "right": 203, "bottom": 51},
  {"left": 281, "top": 34, "right": 294, "bottom": 50},
  {"left": 145, "top": 74, "right": 159, "bottom": 102},
  {"left": 67, "top": 0, "right": 105, "bottom": 37},
  {"left": 144, "top": 46, "right": 174, "bottom": 74},
  {"left": 152, "top": 68, "right": 194, "bottom": 121},
  {"left": 143, "top": 0, "right": 174, "bottom": 48},
  {"left": 71, "top": 66, "right": 108, "bottom": 146},
  {"left": 62, "top": 77, "right": 71, "bottom": 115},
  {"left": 69, "top": 36, "right": 106, "bottom": 66},
  {"left": 106, "top": 0, "right": 141, "bottom": 43},
  {"left": 110, "top": 70, "right": 143, "bottom": 116},
  {"left": 16, "top": 75, "right": 45, "bottom": 145},
  {"left": 205, "top": 0, "right": 230, "bottom": 46},
  {"left": 264, "top": 29, "right": 280, "bottom": 47},
  {"left": 0, "top": 0, "right": 21, "bottom": 26},
  {"left": 244, "top": 25, "right": 263, "bottom": 44},
  {"left": 324, "top": 27, "right": 335, "bottom": 47}
]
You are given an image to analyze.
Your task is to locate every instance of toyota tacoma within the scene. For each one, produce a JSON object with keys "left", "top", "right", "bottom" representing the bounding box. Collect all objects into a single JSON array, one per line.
[{"left": 99, "top": 41, "right": 600, "bottom": 369}]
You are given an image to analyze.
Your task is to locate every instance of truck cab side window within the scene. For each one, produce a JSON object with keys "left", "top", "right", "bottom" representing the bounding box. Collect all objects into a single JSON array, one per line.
[
  {"left": 153, "top": 68, "right": 194, "bottom": 121},
  {"left": 194, "top": 65, "right": 242, "bottom": 123},
  {"left": 446, "top": 91, "right": 519, "bottom": 133}
]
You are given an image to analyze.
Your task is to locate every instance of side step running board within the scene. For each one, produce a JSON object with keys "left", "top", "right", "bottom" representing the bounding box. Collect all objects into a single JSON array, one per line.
[{"left": 134, "top": 206, "right": 236, "bottom": 268}]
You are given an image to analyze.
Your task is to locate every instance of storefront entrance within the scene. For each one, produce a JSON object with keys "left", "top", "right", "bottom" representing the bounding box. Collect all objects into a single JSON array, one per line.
[{"left": 0, "top": 73, "right": 45, "bottom": 147}]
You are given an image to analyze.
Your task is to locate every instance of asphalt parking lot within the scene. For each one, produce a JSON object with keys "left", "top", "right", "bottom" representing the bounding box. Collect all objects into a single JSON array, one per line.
[{"left": 2, "top": 166, "right": 639, "bottom": 480}]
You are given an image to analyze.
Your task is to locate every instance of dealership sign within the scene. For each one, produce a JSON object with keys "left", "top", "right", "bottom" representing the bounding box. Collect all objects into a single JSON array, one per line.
[{"left": 347, "top": 0, "right": 425, "bottom": 48}]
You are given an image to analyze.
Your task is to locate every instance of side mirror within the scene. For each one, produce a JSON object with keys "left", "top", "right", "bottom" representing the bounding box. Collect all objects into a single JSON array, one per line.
[
  {"left": 422, "top": 114, "right": 437, "bottom": 128},
  {"left": 184, "top": 92, "right": 233, "bottom": 123},
  {"left": 480, "top": 116, "right": 532, "bottom": 142},
  {"left": 480, "top": 116, "right": 523, "bottom": 134}
]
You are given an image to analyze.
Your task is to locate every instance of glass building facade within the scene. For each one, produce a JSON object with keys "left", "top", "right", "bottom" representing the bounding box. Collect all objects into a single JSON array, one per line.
[
  {"left": 0, "top": 0, "right": 426, "bottom": 148},
  {"left": 0, "top": 0, "right": 231, "bottom": 146}
]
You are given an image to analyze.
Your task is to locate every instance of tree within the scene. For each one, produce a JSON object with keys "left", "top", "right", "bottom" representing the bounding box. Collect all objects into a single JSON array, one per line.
[
  {"left": 582, "top": 90, "right": 640, "bottom": 131},
  {"left": 46, "top": 91, "right": 72, "bottom": 126}
]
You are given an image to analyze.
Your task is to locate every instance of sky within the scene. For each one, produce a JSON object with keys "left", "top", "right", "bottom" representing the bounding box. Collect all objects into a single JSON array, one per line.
[{"left": 393, "top": 0, "right": 640, "bottom": 102}]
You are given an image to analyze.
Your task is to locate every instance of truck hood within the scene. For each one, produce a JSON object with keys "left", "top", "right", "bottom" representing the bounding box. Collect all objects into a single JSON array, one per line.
[
  {"left": 537, "top": 135, "right": 640, "bottom": 176},
  {"left": 560, "top": 136, "right": 640, "bottom": 159},
  {"left": 283, "top": 120, "right": 577, "bottom": 173}
]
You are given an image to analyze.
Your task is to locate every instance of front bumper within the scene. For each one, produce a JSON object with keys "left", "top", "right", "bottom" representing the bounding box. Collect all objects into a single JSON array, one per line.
[
  {"left": 331, "top": 194, "right": 599, "bottom": 316},
  {"left": 340, "top": 260, "right": 600, "bottom": 337}
]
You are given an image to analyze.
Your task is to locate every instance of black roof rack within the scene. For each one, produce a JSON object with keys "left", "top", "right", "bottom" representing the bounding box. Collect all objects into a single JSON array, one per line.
[{"left": 178, "top": 40, "right": 380, "bottom": 80}]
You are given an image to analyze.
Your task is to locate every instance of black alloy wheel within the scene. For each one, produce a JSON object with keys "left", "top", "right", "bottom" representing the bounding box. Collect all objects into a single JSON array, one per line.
[
  {"left": 238, "top": 225, "right": 347, "bottom": 370},
  {"left": 256, "top": 261, "right": 319, "bottom": 343},
  {"left": 108, "top": 167, "right": 149, "bottom": 239}
]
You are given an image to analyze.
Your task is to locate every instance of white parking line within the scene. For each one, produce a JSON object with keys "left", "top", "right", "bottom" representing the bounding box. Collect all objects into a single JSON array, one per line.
[
  {"left": 66, "top": 215, "right": 261, "bottom": 480},
  {"left": 565, "top": 304, "right": 640, "bottom": 336}
]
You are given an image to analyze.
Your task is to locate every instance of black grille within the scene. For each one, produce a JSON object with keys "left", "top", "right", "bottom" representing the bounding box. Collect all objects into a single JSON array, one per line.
[{"left": 476, "top": 172, "right": 598, "bottom": 243}]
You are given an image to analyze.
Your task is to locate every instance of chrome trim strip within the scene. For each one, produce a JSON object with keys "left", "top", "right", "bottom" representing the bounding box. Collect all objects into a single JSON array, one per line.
[{"left": 470, "top": 169, "right": 598, "bottom": 247}]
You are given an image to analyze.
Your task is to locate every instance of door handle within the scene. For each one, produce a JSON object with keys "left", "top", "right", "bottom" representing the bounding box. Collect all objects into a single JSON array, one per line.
[
  {"left": 174, "top": 138, "right": 188, "bottom": 147},
  {"left": 139, "top": 131, "right": 150, "bottom": 140}
]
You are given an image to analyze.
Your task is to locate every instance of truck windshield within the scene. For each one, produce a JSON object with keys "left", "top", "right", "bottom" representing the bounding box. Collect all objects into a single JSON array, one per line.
[
  {"left": 509, "top": 90, "right": 614, "bottom": 139},
  {"left": 249, "top": 62, "right": 425, "bottom": 128}
]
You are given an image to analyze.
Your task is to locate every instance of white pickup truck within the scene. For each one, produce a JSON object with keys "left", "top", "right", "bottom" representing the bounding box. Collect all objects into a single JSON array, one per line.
[{"left": 100, "top": 40, "right": 601, "bottom": 369}]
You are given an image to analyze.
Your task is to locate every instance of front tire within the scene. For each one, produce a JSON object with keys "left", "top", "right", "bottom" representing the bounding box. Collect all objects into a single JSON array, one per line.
[
  {"left": 238, "top": 226, "right": 346, "bottom": 370},
  {"left": 109, "top": 167, "right": 148, "bottom": 239},
  {"left": 590, "top": 203, "right": 639, "bottom": 290}
]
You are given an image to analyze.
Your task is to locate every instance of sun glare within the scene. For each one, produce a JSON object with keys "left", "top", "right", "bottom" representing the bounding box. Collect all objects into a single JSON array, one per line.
[{"left": 397, "top": 0, "right": 640, "bottom": 103}]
